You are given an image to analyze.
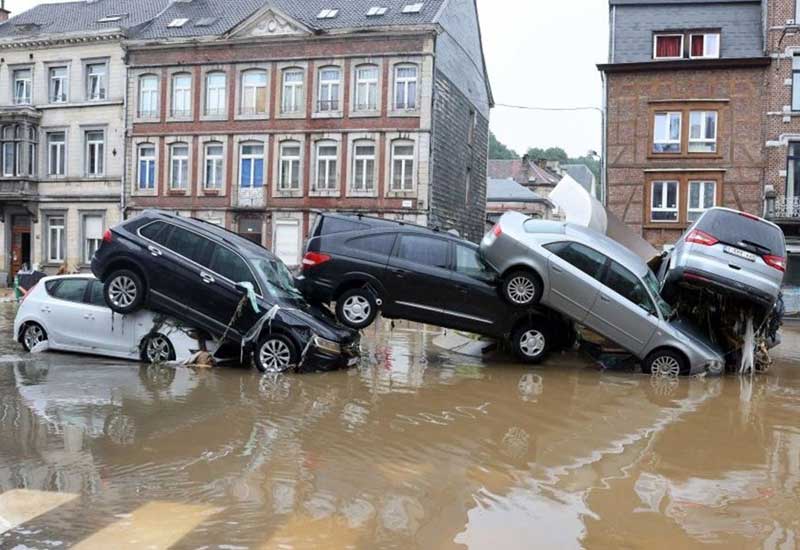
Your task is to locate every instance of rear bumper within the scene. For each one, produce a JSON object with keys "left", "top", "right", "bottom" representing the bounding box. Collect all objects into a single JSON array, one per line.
[
  {"left": 295, "top": 275, "right": 336, "bottom": 304},
  {"left": 666, "top": 266, "right": 777, "bottom": 308}
]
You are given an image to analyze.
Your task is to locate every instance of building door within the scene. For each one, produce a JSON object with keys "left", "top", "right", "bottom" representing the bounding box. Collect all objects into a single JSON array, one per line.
[
  {"left": 273, "top": 219, "right": 300, "bottom": 267},
  {"left": 11, "top": 215, "right": 32, "bottom": 278},
  {"left": 238, "top": 216, "right": 262, "bottom": 245}
]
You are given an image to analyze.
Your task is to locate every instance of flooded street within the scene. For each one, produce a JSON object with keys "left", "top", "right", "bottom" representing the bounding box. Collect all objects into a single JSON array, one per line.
[{"left": 1, "top": 303, "right": 800, "bottom": 549}]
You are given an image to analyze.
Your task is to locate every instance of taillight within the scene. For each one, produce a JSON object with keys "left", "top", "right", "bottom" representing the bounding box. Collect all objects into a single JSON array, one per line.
[
  {"left": 739, "top": 212, "right": 760, "bottom": 221},
  {"left": 302, "top": 252, "right": 331, "bottom": 270},
  {"left": 103, "top": 229, "right": 113, "bottom": 243},
  {"left": 492, "top": 224, "right": 502, "bottom": 238},
  {"left": 685, "top": 229, "right": 718, "bottom": 246},
  {"left": 763, "top": 255, "right": 786, "bottom": 272}
]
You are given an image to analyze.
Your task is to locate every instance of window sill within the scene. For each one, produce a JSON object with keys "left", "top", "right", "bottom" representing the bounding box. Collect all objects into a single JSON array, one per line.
[
  {"left": 202, "top": 189, "right": 222, "bottom": 196},
  {"left": 167, "top": 115, "right": 194, "bottom": 123},
  {"left": 272, "top": 190, "right": 303, "bottom": 198},
  {"left": 167, "top": 189, "right": 188, "bottom": 196},
  {"left": 347, "top": 190, "right": 378, "bottom": 198},
  {"left": 647, "top": 152, "right": 722, "bottom": 160},
  {"left": 388, "top": 109, "right": 421, "bottom": 118},
  {"left": 309, "top": 189, "right": 340, "bottom": 198},
  {"left": 312, "top": 111, "right": 343, "bottom": 119},
  {"left": 132, "top": 190, "right": 158, "bottom": 197},
  {"left": 199, "top": 114, "right": 229, "bottom": 122},
  {"left": 386, "top": 190, "right": 417, "bottom": 199},
  {"left": 643, "top": 221, "right": 687, "bottom": 230},
  {"left": 349, "top": 110, "right": 381, "bottom": 118},
  {"left": 276, "top": 112, "right": 307, "bottom": 120},
  {"left": 135, "top": 116, "right": 161, "bottom": 124},
  {"left": 234, "top": 113, "right": 270, "bottom": 121}
]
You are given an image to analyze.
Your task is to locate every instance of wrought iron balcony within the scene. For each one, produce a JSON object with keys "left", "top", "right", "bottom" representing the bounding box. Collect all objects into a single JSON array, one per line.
[{"left": 771, "top": 196, "right": 800, "bottom": 220}]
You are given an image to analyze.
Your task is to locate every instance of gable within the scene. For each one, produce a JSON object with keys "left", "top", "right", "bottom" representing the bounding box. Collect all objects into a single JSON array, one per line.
[{"left": 227, "top": 7, "right": 311, "bottom": 39}]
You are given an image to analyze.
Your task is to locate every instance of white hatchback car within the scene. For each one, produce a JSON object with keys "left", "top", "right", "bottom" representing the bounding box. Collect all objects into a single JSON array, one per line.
[{"left": 14, "top": 275, "right": 216, "bottom": 363}]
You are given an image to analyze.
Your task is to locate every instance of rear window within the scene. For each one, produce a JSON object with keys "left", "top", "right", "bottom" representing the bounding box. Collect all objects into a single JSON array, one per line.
[
  {"left": 318, "top": 217, "right": 368, "bottom": 236},
  {"left": 695, "top": 210, "right": 785, "bottom": 256}
]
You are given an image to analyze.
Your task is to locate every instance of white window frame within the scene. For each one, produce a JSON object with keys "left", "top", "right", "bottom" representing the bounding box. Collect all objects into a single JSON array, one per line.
[
  {"left": 204, "top": 142, "right": 224, "bottom": 190},
  {"left": 138, "top": 74, "right": 160, "bottom": 118},
  {"left": 688, "top": 33, "right": 720, "bottom": 59},
  {"left": 688, "top": 111, "right": 718, "bottom": 153},
  {"left": 653, "top": 112, "right": 682, "bottom": 153},
  {"left": 204, "top": 71, "right": 227, "bottom": 117},
  {"left": 169, "top": 143, "right": 189, "bottom": 190},
  {"left": 47, "top": 131, "right": 66, "bottom": 177},
  {"left": 85, "top": 130, "right": 105, "bottom": 177},
  {"left": 239, "top": 142, "right": 265, "bottom": 189},
  {"left": 354, "top": 64, "right": 379, "bottom": 112},
  {"left": 171, "top": 72, "right": 192, "bottom": 118},
  {"left": 241, "top": 69, "right": 268, "bottom": 115},
  {"left": 82, "top": 214, "right": 104, "bottom": 264},
  {"left": 390, "top": 140, "right": 415, "bottom": 191},
  {"left": 650, "top": 180, "right": 680, "bottom": 223},
  {"left": 393, "top": 64, "right": 418, "bottom": 111},
  {"left": 351, "top": 140, "right": 376, "bottom": 193},
  {"left": 314, "top": 140, "right": 338, "bottom": 191},
  {"left": 86, "top": 62, "right": 108, "bottom": 101},
  {"left": 317, "top": 66, "right": 341, "bottom": 112},
  {"left": 13, "top": 68, "right": 32, "bottom": 105},
  {"left": 278, "top": 141, "right": 301, "bottom": 191},
  {"left": 688, "top": 180, "right": 717, "bottom": 222},
  {"left": 49, "top": 66, "right": 68, "bottom": 104},
  {"left": 137, "top": 143, "right": 156, "bottom": 190},
  {"left": 2, "top": 142, "right": 14, "bottom": 177},
  {"left": 46, "top": 215, "right": 66, "bottom": 264},
  {"left": 281, "top": 68, "right": 304, "bottom": 114},
  {"left": 653, "top": 34, "right": 685, "bottom": 60}
]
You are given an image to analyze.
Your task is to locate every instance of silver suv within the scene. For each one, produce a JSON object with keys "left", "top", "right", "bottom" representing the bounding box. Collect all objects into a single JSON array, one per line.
[{"left": 480, "top": 212, "right": 725, "bottom": 376}]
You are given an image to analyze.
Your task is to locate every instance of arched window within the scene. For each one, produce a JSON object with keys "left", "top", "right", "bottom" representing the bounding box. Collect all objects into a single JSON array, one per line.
[
  {"left": 171, "top": 73, "right": 192, "bottom": 118},
  {"left": 241, "top": 70, "right": 267, "bottom": 115},
  {"left": 169, "top": 143, "right": 189, "bottom": 189},
  {"left": 278, "top": 141, "right": 301, "bottom": 190},
  {"left": 317, "top": 66, "right": 340, "bottom": 112},
  {"left": 138, "top": 74, "right": 159, "bottom": 118},
  {"left": 205, "top": 71, "right": 227, "bottom": 116},
  {"left": 351, "top": 140, "right": 376, "bottom": 192},
  {"left": 314, "top": 140, "right": 338, "bottom": 191},
  {"left": 354, "top": 64, "right": 379, "bottom": 112},
  {"left": 393, "top": 64, "right": 418, "bottom": 110},
  {"left": 281, "top": 68, "right": 304, "bottom": 114},
  {"left": 239, "top": 142, "right": 264, "bottom": 188}
]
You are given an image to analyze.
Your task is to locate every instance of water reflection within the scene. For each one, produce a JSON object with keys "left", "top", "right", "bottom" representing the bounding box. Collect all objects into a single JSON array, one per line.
[{"left": 0, "top": 306, "right": 799, "bottom": 548}]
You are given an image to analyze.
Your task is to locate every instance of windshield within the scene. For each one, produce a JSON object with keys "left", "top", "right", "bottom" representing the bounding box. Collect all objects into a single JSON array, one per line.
[
  {"left": 251, "top": 257, "right": 304, "bottom": 301},
  {"left": 643, "top": 270, "right": 673, "bottom": 319}
]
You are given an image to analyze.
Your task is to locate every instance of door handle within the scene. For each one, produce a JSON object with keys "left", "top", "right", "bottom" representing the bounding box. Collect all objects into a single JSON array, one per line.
[
  {"left": 200, "top": 271, "right": 215, "bottom": 284},
  {"left": 83, "top": 314, "right": 94, "bottom": 320},
  {"left": 391, "top": 268, "right": 408, "bottom": 277},
  {"left": 456, "top": 285, "right": 468, "bottom": 294},
  {"left": 148, "top": 246, "right": 163, "bottom": 257},
  {"left": 552, "top": 266, "right": 563, "bottom": 273},
  {"left": 600, "top": 295, "right": 611, "bottom": 303}
]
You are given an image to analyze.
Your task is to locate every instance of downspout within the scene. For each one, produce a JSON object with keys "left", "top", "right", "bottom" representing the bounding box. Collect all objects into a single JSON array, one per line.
[
  {"left": 602, "top": 6, "right": 616, "bottom": 205},
  {"left": 428, "top": 30, "right": 437, "bottom": 229},
  {"left": 121, "top": 46, "right": 129, "bottom": 220}
]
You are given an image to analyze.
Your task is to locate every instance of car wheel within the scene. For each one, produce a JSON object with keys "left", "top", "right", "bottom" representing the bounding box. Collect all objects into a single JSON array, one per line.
[
  {"left": 336, "top": 288, "right": 378, "bottom": 330},
  {"left": 502, "top": 270, "right": 542, "bottom": 307},
  {"left": 512, "top": 322, "right": 551, "bottom": 364},
  {"left": 254, "top": 334, "right": 298, "bottom": 374},
  {"left": 104, "top": 269, "right": 145, "bottom": 314},
  {"left": 141, "top": 333, "right": 175, "bottom": 364},
  {"left": 21, "top": 323, "right": 47, "bottom": 352},
  {"left": 643, "top": 349, "right": 688, "bottom": 377}
]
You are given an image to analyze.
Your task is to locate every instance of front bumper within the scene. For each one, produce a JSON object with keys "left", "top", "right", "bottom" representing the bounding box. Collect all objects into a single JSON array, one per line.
[{"left": 298, "top": 336, "right": 361, "bottom": 373}]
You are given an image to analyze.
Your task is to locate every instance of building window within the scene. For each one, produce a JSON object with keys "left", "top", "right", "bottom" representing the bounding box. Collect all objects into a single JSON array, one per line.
[
  {"left": 47, "top": 215, "right": 65, "bottom": 263},
  {"left": 86, "top": 62, "right": 107, "bottom": 101},
  {"left": 204, "top": 142, "right": 224, "bottom": 189},
  {"left": 394, "top": 64, "right": 418, "bottom": 110},
  {"left": 282, "top": 68, "right": 304, "bottom": 114},
  {"left": 651, "top": 180, "right": 679, "bottom": 222},
  {"left": 793, "top": 56, "right": 800, "bottom": 112},
  {"left": 2, "top": 136, "right": 13, "bottom": 177},
  {"left": 689, "top": 33, "right": 720, "bottom": 59},
  {"left": 138, "top": 74, "right": 159, "bottom": 118},
  {"left": 241, "top": 70, "right": 267, "bottom": 115},
  {"left": 239, "top": 143, "right": 264, "bottom": 188},
  {"left": 13, "top": 68, "right": 32, "bottom": 105},
  {"left": 352, "top": 141, "right": 376, "bottom": 192},
  {"left": 49, "top": 66, "right": 68, "bottom": 103},
  {"left": 47, "top": 132, "right": 66, "bottom": 176},
  {"left": 317, "top": 67, "right": 340, "bottom": 112},
  {"left": 28, "top": 137, "right": 36, "bottom": 177},
  {"left": 137, "top": 144, "right": 156, "bottom": 190},
  {"left": 83, "top": 215, "right": 103, "bottom": 263},
  {"left": 653, "top": 112, "right": 682, "bottom": 153},
  {"left": 391, "top": 140, "right": 415, "bottom": 191},
  {"left": 354, "top": 65, "right": 379, "bottom": 112},
  {"left": 205, "top": 72, "right": 227, "bottom": 116},
  {"left": 688, "top": 111, "right": 717, "bottom": 153},
  {"left": 85, "top": 130, "right": 104, "bottom": 176},
  {"left": 169, "top": 143, "right": 189, "bottom": 189},
  {"left": 314, "top": 141, "right": 338, "bottom": 191},
  {"left": 788, "top": 143, "right": 800, "bottom": 203},
  {"left": 653, "top": 34, "right": 683, "bottom": 59},
  {"left": 171, "top": 73, "right": 192, "bottom": 118},
  {"left": 278, "top": 141, "right": 301, "bottom": 190},
  {"left": 688, "top": 181, "right": 716, "bottom": 222}
]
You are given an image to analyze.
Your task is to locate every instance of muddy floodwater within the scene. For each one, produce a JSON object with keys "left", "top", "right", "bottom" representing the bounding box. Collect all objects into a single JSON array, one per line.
[{"left": 2, "top": 303, "right": 800, "bottom": 549}]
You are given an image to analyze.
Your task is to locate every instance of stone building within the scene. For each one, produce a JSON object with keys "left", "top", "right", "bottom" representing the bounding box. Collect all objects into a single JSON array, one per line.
[
  {"left": 0, "top": 0, "right": 171, "bottom": 282},
  {"left": 123, "top": 0, "right": 492, "bottom": 266},
  {"left": 599, "top": 0, "right": 770, "bottom": 250}
]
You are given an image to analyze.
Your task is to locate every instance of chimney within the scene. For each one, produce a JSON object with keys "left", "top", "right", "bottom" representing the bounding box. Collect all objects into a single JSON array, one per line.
[{"left": 0, "top": 0, "right": 9, "bottom": 23}]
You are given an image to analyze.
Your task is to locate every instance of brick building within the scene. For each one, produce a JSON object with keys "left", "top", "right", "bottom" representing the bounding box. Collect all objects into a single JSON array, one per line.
[
  {"left": 124, "top": 0, "right": 492, "bottom": 266},
  {"left": 599, "top": 0, "right": 770, "bottom": 250}
]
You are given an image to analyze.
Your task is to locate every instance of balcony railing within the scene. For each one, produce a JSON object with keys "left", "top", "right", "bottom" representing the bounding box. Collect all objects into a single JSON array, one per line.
[{"left": 772, "top": 196, "right": 800, "bottom": 219}]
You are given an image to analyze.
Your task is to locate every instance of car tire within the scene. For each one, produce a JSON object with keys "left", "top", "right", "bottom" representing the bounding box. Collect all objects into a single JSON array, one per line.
[
  {"left": 512, "top": 321, "right": 551, "bottom": 364},
  {"left": 254, "top": 334, "right": 298, "bottom": 374},
  {"left": 336, "top": 288, "right": 378, "bottom": 330},
  {"left": 141, "top": 333, "right": 175, "bottom": 364},
  {"left": 502, "top": 270, "right": 542, "bottom": 307},
  {"left": 642, "top": 349, "right": 688, "bottom": 377},
  {"left": 104, "top": 269, "right": 145, "bottom": 314},
  {"left": 21, "top": 322, "right": 47, "bottom": 352}
]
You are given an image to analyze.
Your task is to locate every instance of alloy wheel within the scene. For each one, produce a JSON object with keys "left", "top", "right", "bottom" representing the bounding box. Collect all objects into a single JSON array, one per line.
[
  {"left": 108, "top": 276, "right": 137, "bottom": 308},
  {"left": 23, "top": 324, "right": 46, "bottom": 350},
  {"left": 342, "top": 295, "right": 371, "bottom": 324},
  {"left": 519, "top": 329, "right": 546, "bottom": 358},
  {"left": 146, "top": 335, "right": 172, "bottom": 363},
  {"left": 651, "top": 355, "right": 681, "bottom": 377},
  {"left": 259, "top": 339, "right": 293, "bottom": 373},
  {"left": 507, "top": 276, "right": 536, "bottom": 304}
]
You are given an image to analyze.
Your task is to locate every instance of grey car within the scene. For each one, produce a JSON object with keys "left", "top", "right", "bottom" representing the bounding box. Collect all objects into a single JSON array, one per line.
[{"left": 480, "top": 212, "right": 725, "bottom": 376}]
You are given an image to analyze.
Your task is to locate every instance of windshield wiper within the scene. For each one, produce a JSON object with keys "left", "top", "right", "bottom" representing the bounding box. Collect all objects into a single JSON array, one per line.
[{"left": 738, "top": 239, "right": 771, "bottom": 255}]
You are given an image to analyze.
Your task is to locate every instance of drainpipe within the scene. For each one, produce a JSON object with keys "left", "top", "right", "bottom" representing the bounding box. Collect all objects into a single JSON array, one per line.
[{"left": 121, "top": 47, "right": 129, "bottom": 220}]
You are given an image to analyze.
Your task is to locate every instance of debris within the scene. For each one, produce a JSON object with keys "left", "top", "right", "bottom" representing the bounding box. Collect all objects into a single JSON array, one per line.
[{"left": 30, "top": 341, "right": 50, "bottom": 354}]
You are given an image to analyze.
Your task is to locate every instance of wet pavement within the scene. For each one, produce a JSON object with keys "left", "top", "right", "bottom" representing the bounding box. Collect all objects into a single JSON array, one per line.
[{"left": 1, "top": 303, "right": 800, "bottom": 549}]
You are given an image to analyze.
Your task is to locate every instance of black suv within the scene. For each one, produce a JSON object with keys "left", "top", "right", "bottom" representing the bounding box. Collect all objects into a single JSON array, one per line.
[
  {"left": 298, "top": 213, "right": 573, "bottom": 363},
  {"left": 91, "top": 210, "right": 359, "bottom": 373}
]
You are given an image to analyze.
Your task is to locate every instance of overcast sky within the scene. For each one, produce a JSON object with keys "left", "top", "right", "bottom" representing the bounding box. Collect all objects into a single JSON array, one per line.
[{"left": 6, "top": 0, "right": 608, "bottom": 158}]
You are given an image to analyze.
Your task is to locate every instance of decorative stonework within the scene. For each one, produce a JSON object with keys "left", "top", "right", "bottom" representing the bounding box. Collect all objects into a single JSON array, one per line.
[{"left": 245, "top": 11, "right": 303, "bottom": 37}]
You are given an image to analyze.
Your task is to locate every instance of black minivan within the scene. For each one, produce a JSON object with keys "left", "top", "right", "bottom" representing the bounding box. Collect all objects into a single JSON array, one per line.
[
  {"left": 91, "top": 210, "right": 360, "bottom": 373},
  {"left": 298, "top": 214, "right": 573, "bottom": 363}
]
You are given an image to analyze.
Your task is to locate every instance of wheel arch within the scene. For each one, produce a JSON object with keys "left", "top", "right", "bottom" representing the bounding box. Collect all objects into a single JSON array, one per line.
[
  {"left": 645, "top": 345, "right": 691, "bottom": 374},
  {"left": 333, "top": 274, "right": 386, "bottom": 302},
  {"left": 101, "top": 257, "right": 150, "bottom": 291},
  {"left": 18, "top": 318, "right": 46, "bottom": 343}
]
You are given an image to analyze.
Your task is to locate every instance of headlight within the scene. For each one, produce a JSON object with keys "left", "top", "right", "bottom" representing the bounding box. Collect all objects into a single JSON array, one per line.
[
  {"left": 705, "top": 360, "right": 724, "bottom": 375},
  {"left": 312, "top": 335, "right": 341, "bottom": 355}
]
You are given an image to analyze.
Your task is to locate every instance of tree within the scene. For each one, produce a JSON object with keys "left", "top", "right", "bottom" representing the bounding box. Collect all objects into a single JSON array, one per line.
[
  {"left": 524, "top": 147, "right": 568, "bottom": 162},
  {"left": 489, "top": 132, "right": 519, "bottom": 160}
]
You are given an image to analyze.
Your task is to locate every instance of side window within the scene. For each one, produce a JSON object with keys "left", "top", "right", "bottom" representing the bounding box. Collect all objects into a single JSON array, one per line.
[
  {"left": 210, "top": 245, "right": 258, "bottom": 288},
  {"left": 347, "top": 234, "right": 396, "bottom": 256},
  {"left": 51, "top": 279, "right": 89, "bottom": 303},
  {"left": 88, "top": 281, "right": 106, "bottom": 307},
  {"left": 320, "top": 217, "right": 367, "bottom": 235},
  {"left": 140, "top": 221, "right": 171, "bottom": 245},
  {"left": 394, "top": 235, "right": 449, "bottom": 269},
  {"left": 604, "top": 261, "right": 655, "bottom": 313},
  {"left": 164, "top": 226, "right": 214, "bottom": 266},
  {"left": 545, "top": 242, "right": 607, "bottom": 279},
  {"left": 455, "top": 244, "right": 492, "bottom": 280}
]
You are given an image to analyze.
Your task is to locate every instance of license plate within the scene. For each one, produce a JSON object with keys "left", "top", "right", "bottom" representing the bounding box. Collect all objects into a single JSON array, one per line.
[
  {"left": 724, "top": 246, "right": 756, "bottom": 262},
  {"left": 347, "top": 357, "right": 360, "bottom": 367}
]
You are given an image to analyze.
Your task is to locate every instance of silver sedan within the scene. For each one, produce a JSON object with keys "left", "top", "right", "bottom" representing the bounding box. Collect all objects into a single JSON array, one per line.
[{"left": 480, "top": 212, "right": 725, "bottom": 376}]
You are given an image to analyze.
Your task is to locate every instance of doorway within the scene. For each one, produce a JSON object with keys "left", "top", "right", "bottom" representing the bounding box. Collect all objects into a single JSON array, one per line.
[
  {"left": 11, "top": 215, "right": 32, "bottom": 278},
  {"left": 237, "top": 216, "right": 263, "bottom": 245}
]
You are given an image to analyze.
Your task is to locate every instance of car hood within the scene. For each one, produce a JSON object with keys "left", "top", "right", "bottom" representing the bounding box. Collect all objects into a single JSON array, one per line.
[
  {"left": 273, "top": 297, "right": 356, "bottom": 342},
  {"left": 668, "top": 318, "right": 724, "bottom": 357}
]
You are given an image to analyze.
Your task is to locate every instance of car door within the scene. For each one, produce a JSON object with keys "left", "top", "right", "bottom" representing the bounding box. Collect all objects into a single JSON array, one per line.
[
  {"left": 138, "top": 221, "right": 178, "bottom": 298},
  {"left": 45, "top": 278, "right": 92, "bottom": 349},
  {"left": 383, "top": 233, "right": 452, "bottom": 322},
  {"left": 542, "top": 242, "right": 607, "bottom": 323},
  {"left": 444, "top": 243, "right": 503, "bottom": 335},
  {"left": 586, "top": 260, "right": 660, "bottom": 355},
  {"left": 206, "top": 243, "right": 262, "bottom": 337},
  {"left": 84, "top": 280, "right": 138, "bottom": 355}
]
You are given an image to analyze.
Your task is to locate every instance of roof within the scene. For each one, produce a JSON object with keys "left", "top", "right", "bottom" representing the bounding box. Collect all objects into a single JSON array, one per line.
[
  {"left": 487, "top": 178, "right": 546, "bottom": 203},
  {"left": 488, "top": 159, "right": 560, "bottom": 186},
  {"left": 488, "top": 160, "right": 523, "bottom": 180},
  {"left": 527, "top": 162, "right": 560, "bottom": 186},
  {"left": 133, "top": 0, "right": 446, "bottom": 40},
  {"left": 561, "top": 164, "right": 595, "bottom": 192},
  {"left": 0, "top": 0, "right": 172, "bottom": 41}
]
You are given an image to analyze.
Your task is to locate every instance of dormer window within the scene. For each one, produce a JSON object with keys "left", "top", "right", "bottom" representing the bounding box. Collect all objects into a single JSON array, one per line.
[
  {"left": 317, "top": 9, "right": 339, "bottom": 19},
  {"left": 653, "top": 34, "right": 684, "bottom": 60},
  {"left": 690, "top": 33, "right": 720, "bottom": 59},
  {"left": 167, "top": 18, "right": 189, "bottom": 28}
]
